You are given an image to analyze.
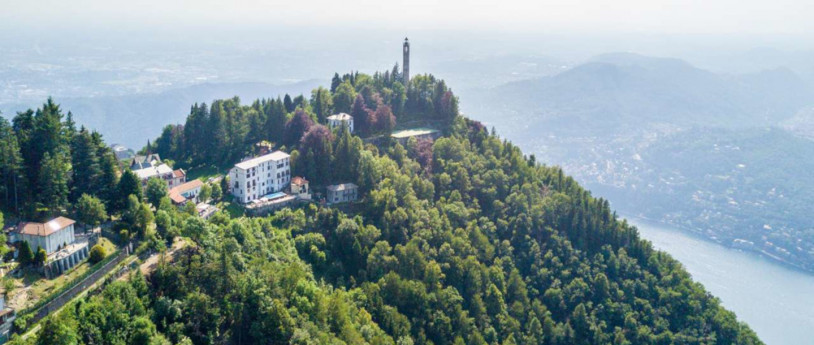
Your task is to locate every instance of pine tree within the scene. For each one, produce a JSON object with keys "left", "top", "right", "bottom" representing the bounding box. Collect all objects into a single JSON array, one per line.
[
  {"left": 38, "top": 152, "right": 70, "bottom": 215},
  {"left": 0, "top": 118, "right": 26, "bottom": 214},
  {"left": 183, "top": 103, "right": 209, "bottom": 164},
  {"left": 18, "top": 241, "right": 33, "bottom": 265},
  {"left": 34, "top": 98, "right": 65, "bottom": 162},
  {"left": 206, "top": 101, "right": 228, "bottom": 164},
  {"left": 70, "top": 128, "right": 101, "bottom": 202},
  {"left": 264, "top": 98, "right": 287, "bottom": 144},
  {"left": 310, "top": 87, "right": 333, "bottom": 124},
  {"left": 283, "top": 94, "right": 294, "bottom": 113},
  {"left": 34, "top": 247, "right": 47, "bottom": 267},
  {"left": 115, "top": 170, "right": 143, "bottom": 212},
  {"left": 63, "top": 112, "right": 77, "bottom": 143},
  {"left": 246, "top": 108, "right": 264, "bottom": 147},
  {"left": 330, "top": 73, "right": 342, "bottom": 93},
  {"left": 299, "top": 125, "right": 333, "bottom": 185},
  {"left": 333, "top": 125, "right": 363, "bottom": 182},
  {"left": 95, "top": 141, "right": 120, "bottom": 210}
]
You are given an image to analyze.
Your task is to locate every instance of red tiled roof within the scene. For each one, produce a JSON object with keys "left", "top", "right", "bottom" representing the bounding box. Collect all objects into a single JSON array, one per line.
[
  {"left": 169, "top": 179, "right": 203, "bottom": 195},
  {"left": 292, "top": 176, "right": 308, "bottom": 185},
  {"left": 17, "top": 217, "right": 75, "bottom": 237},
  {"left": 168, "top": 192, "right": 187, "bottom": 204},
  {"left": 173, "top": 169, "right": 186, "bottom": 178}
]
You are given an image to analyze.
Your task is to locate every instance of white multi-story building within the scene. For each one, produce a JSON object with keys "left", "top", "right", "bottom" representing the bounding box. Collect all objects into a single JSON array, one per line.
[
  {"left": 229, "top": 151, "right": 291, "bottom": 204},
  {"left": 327, "top": 113, "right": 354, "bottom": 133}
]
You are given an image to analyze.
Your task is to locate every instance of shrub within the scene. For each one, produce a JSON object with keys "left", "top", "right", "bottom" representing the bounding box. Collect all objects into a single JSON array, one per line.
[
  {"left": 89, "top": 244, "right": 107, "bottom": 264},
  {"left": 17, "top": 241, "right": 33, "bottom": 265},
  {"left": 119, "top": 229, "right": 131, "bottom": 244},
  {"left": 33, "top": 247, "right": 47, "bottom": 267}
]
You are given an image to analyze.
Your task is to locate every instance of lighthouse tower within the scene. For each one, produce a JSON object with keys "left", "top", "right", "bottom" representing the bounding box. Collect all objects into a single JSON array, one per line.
[{"left": 403, "top": 37, "right": 410, "bottom": 84}]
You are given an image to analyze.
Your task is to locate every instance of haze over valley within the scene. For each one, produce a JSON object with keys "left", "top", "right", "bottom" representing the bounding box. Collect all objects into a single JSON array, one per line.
[{"left": 4, "top": 6, "right": 814, "bottom": 341}]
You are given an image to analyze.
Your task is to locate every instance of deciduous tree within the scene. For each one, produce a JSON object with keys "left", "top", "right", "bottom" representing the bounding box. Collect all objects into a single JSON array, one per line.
[
  {"left": 145, "top": 177, "right": 168, "bottom": 209},
  {"left": 76, "top": 194, "right": 107, "bottom": 231}
]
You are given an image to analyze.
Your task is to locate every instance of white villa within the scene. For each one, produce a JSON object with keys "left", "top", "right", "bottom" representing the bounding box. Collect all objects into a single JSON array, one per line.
[
  {"left": 327, "top": 113, "right": 354, "bottom": 133},
  {"left": 229, "top": 151, "right": 291, "bottom": 204},
  {"left": 14, "top": 216, "right": 90, "bottom": 277},
  {"left": 15, "top": 217, "right": 76, "bottom": 254}
]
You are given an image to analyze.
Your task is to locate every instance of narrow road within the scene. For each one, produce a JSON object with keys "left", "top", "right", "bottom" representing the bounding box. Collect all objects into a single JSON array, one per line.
[{"left": 119, "top": 239, "right": 187, "bottom": 281}]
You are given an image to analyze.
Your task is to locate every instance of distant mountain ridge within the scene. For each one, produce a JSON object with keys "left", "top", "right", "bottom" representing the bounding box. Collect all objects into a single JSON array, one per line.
[
  {"left": 460, "top": 52, "right": 814, "bottom": 273},
  {"left": 470, "top": 53, "right": 813, "bottom": 134}
]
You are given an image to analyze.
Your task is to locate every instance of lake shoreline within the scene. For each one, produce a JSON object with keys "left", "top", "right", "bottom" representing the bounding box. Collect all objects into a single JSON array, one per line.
[
  {"left": 625, "top": 217, "right": 814, "bottom": 345},
  {"left": 621, "top": 214, "right": 814, "bottom": 276}
]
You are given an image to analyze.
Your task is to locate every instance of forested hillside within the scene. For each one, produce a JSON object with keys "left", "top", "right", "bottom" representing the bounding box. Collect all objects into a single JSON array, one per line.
[
  {"left": 0, "top": 99, "right": 122, "bottom": 220},
  {"left": 3, "top": 69, "right": 761, "bottom": 344}
]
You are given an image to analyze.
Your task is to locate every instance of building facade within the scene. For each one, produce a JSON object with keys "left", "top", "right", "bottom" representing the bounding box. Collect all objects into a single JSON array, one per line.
[
  {"left": 0, "top": 297, "right": 16, "bottom": 344},
  {"left": 111, "top": 144, "right": 134, "bottom": 160},
  {"left": 327, "top": 113, "right": 354, "bottom": 133},
  {"left": 133, "top": 163, "right": 174, "bottom": 186},
  {"left": 13, "top": 217, "right": 91, "bottom": 277},
  {"left": 326, "top": 183, "right": 358, "bottom": 204},
  {"left": 129, "top": 154, "right": 162, "bottom": 170},
  {"left": 291, "top": 176, "right": 310, "bottom": 200},
  {"left": 169, "top": 169, "right": 187, "bottom": 189},
  {"left": 15, "top": 217, "right": 76, "bottom": 254},
  {"left": 129, "top": 154, "right": 185, "bottom": 189},
  {"left": 169, "top": 179, "right": 203, "bottom": 205},
  {"left": 229, "top": 151, "right": 291, "bottom": 204}
]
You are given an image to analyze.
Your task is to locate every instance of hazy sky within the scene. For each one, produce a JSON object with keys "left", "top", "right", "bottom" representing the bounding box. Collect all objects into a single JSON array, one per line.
[{"left": 3, "top": 0, "right": 814, "bottom": 35}]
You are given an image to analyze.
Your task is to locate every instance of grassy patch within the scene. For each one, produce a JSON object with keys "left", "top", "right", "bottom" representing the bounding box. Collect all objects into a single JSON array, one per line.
[
  {"left": 219, "top": 201, "right": 245, "bottom": 218},
  {"left": 186, "top": 165, "right": 223, "bottom": 182},
  {"left": 25, "top": 262, "right": 91, "bottom": 309},
  {"left": 6, "top": 237, "right": 119, "bottom": 311}
]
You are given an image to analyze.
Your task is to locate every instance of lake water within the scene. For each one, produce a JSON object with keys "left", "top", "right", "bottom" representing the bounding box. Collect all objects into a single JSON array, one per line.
[{"left": 629, "top": 218, "right": 814, "bottom": 345}]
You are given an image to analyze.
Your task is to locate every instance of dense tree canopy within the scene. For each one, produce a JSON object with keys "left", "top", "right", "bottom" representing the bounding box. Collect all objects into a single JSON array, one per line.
[
  {"left": 0, "top": 99, "right": 120, "bottom": 220},
  {"left": 76, "top": 194, "right": 107, "bottom": 230},
  {"left": 7, "top": 71, "right": 761, "bottom": 345},
  {"left": 147, "top": 68, "right": 458, "bottom": 171}
]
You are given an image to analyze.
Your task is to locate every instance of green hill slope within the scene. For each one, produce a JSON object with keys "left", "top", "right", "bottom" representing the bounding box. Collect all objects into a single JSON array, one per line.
[{"left": 11, "top": 71, "right": 762, "bottom": 344}]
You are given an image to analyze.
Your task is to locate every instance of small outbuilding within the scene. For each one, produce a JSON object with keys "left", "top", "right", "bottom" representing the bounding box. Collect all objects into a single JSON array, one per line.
[
  {"left": 326, "top": 183, "right": 358, "bottom": 204},
  {"left": 291, "top": 176, "right": 311, "bottom": 200},
  {"left": 168, "top": 180, "right": 204, "bottom": 205}
]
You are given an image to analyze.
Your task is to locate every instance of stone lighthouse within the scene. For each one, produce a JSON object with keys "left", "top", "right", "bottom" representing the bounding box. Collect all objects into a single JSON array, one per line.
[{"left": 403, "top": 37, "right": 410, "bottom": 84}]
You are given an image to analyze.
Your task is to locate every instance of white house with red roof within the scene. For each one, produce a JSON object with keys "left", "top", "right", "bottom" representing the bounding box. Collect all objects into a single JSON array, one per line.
[
  {"left": 14, "top": 217, "right": 76, "bottom": 254},
  {"left": 168, "top": 179, "right": 203, "bottom": 205}
]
